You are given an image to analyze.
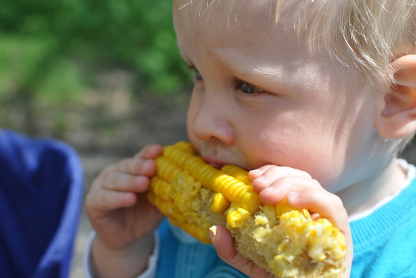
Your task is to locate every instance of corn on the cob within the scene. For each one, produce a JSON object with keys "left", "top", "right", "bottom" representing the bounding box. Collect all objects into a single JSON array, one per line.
[{"left": 148, "top": 141, "right": 346, "bottom": 278}]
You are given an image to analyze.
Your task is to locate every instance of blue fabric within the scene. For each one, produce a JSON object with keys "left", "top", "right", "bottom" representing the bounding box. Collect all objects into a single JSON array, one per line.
[
  {"left": 350, "top": 176, "right": 416, "bottom": 277},
  {"left": 0, "top": 129, "right": 83, "bottom": 278},
  {"left": 157, "top": 219, "right": 248, "bottom": 278}
]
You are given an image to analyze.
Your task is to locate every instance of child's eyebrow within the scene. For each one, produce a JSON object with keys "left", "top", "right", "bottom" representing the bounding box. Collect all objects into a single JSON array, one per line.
[
  {"left": 213, "top": 46, "right": 291, "bottom": 82},
  {"left": 227, "top": 61, "right": 288, "bottom": 83},
  {"left": 222, "top": 56, "right": 310, "bottom": 91}
]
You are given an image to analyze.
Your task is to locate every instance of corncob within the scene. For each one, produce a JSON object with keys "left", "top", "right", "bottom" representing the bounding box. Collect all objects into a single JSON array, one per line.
[{"left": 148, "top": 141, "right": 346, "bottom": 278}]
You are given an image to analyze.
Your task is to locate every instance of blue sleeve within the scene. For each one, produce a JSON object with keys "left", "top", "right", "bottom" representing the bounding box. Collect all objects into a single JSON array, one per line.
[{"left": 0, "top": 130, "right": 83, "bottom": 278}]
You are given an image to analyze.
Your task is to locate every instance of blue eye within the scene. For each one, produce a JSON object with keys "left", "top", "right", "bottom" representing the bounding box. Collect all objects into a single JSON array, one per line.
[
  {"left": 195, "top": 69, "right": 203, "bottom": 81},
  {"left": 240, "top": 81, "right": 262, "bottom": 94}
]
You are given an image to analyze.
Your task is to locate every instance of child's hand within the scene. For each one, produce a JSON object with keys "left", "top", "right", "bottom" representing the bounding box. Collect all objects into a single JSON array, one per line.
[
  {"left": 86, "top": 144, "right": 164, "bottom": 248},
  {"left": 211, "top": 165, "right": 353, "bottom": 278},
  {"left": 85, "top": 144, "right": 164, "bottom": 277}
]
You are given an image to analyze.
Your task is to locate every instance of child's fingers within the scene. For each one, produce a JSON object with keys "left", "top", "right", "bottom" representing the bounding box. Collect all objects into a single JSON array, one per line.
[
  {"left": 134, "top": 144, "right": 163, "bottom": 160},
  {"left": 102, "top": 144, "right": 162, "bottom": 176},
  {"left": 286, "top": 187, "right": 347, "bottom": 228},
  {"left": 210, "top": 225, "right": 235, "bottom": 259},
  {"left": 113, "top": 157, "right": 155, "bottom": 176},
  {"left": 250, "top": 165, "right": 312, "bottom": 191},
  {"left": 250, "top": 165, "right": 312, "bottom": 179},
  {"left": 210, "top": 225, "right": 273, "bottom": 278},
  {"left": 259, "top": 176, "right": 321, "bottom": 205},
  {"left": 248, "top": 164, "right": 275, "bottom": 179},
  {"left": 88, "top": 189, "right": 138, "bottom": 213},
  {"left": 98, "top": 171, "right": 151, "bottom": 193}
]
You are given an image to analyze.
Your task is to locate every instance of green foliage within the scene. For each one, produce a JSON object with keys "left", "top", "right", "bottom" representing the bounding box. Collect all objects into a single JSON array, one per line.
[
  {"left": 69, "top": 0, "right": 188, "bottom": 92},
  {"left": 0, "top": 35, "right": 84, "bottom": 102},
  {"left": 0, "top": 0, "right": 188, "bottom": 92},
  {"left": 0, "top": 0, "right": 190, "bottom": 136}
]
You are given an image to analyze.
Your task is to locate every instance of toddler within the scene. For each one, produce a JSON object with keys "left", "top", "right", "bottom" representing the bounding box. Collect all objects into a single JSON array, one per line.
[{"left": 84, "top": 1, "right": 416, "bottom": 277}]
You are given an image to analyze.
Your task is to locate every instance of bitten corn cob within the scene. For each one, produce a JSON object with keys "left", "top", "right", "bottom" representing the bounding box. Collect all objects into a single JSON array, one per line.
[{"left": 147, "top": 141, "right": 346, "bottom": 278}]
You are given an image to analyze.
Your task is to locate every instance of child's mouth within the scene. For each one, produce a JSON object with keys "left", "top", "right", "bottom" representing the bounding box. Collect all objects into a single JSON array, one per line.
[{"left": 202, "top": 157, "right": 226, "bottom": 170}]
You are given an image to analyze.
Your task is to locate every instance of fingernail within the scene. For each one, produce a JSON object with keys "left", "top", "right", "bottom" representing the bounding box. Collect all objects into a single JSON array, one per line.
[
  {"left": 249, "top": 169, "right": 260, "bottom": 175},
  {"left": 253, "top": 176, "right": 265, "bottom": 183},
  {"left": 288, "top": 191, "right": 299, "bottom": 200},
  {"left": 262, "top": 186, "right": 275, "bottom": 193},
  {"left": 122, "top": 192, "right": 133, "bottom": 200}
]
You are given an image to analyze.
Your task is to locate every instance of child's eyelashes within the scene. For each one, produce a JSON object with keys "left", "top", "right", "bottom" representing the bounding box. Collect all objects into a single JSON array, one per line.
[
  {"left": 186, "top": 65, "right": 203, "bottom": 81},
  {"left": 186, "top": 65, "right": 265, "bottom": 94},
  {"left": 195, "top": 69, "right": 203, "bottom": 81},
  {"left": 238, "top": 80, "right": 264, "bottom": 94},
  {"left": 235, "top": 77, "right": 267, "bottom": 94}
]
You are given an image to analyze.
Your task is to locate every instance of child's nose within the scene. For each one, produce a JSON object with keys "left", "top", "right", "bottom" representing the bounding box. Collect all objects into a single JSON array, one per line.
[{"left": 190, "top": 98, "right": 235, "bottom": 145}]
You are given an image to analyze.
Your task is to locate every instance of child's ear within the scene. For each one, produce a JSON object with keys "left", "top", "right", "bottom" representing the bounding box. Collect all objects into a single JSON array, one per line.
[{"left": 376, "top": 55, "right": 416, "bottom": 139}]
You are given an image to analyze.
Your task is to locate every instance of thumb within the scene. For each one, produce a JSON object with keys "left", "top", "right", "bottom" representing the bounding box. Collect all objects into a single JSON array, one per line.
[
  {"left": 210, "top": 225, "right": 236, "bottom": 260},
  {"left": 210, "top": 225, "right": 273, "bottom": 278}
]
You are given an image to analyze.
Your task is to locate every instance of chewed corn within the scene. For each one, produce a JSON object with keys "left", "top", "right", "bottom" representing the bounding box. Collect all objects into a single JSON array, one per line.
[
  {"left": 209, "top": 225, "right": 217, "bottom": 236},
  {"left": 147, "top": 141, "right": 347, "bottom": 278}
]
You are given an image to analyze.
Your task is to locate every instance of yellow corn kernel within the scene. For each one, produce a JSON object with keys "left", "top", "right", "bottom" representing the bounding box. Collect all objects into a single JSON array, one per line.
[
  {"left": 148, "top": 141, "right": 347, "bottom": 278},
  {"left": 275, "top": 198, "right": 295, "bottom": 216},
  {"left": 162, "top": 142, "right": 262, "bottom": 213},
  {"left": 210, "top": 192, "right": 230, "bottom": 213},
  {"left": 221, "top": 164, "right": 253, "bottom": 185},
  {"left": 226, "top": 203, "right": 250, "bottom": 228}
]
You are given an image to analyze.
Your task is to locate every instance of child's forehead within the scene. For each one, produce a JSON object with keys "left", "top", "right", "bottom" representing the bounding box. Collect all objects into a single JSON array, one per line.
[
  {"left": 173, "top": 1, "right": 297, "bottom": 50},
  {"left": 172, "top": 0, "right": 332, "bottom": 55},
  {"left": 173, "top": 1, "right": 337, "bottom": 87},
  {"left": 173, "top": 1, "right": 318, "bottom": 67}
]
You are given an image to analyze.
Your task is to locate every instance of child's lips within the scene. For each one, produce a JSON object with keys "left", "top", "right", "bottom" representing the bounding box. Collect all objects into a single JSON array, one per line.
[{"left": 203, "top": 156, "right": 227, "bottom": 170}]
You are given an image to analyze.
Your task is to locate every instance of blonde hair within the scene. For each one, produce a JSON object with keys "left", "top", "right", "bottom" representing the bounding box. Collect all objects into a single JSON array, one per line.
[
  {"left": 300, "top": 0, "right": 416, "bottom": 87},
  {"left": 289, "top": 0, "right": 416, "bottom": 149},
  {"left": 179, "top": 0, "right": 416, "bottom": 87}
]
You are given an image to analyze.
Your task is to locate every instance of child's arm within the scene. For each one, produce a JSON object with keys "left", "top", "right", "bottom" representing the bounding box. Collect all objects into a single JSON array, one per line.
[
  {"left": 211, "top": 165, "right": 353, "bottom": 278},
  {"left": 85, "top": 144, "right": 164, "bottom": 278}
]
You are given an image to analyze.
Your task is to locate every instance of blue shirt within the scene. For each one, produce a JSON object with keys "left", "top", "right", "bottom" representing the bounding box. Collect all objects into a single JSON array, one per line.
[
  {"left": 350, "top": 162, "right": 416, "bottom": 278},
  {"left": 157, "top": 220, "right": 248, "bottom": 278}
]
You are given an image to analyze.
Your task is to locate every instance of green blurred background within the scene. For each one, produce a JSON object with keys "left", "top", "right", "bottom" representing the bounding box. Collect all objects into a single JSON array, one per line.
[
  {"left": 0, "top": 0, "right": 191, "bottom": 156},
  {"left": 0, "top": 2, "right": 194, "bottom": 275}
]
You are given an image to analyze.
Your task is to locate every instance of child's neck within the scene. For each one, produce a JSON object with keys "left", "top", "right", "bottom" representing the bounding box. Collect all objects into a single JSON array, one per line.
[{"left": 338, "top": 158, "right": 407, "bottom": 218}]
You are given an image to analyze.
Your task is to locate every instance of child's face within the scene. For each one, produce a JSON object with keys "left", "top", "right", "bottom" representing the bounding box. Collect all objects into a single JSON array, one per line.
[{"left": 173, "top": 1, "right": 386, "bottom": 193}]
